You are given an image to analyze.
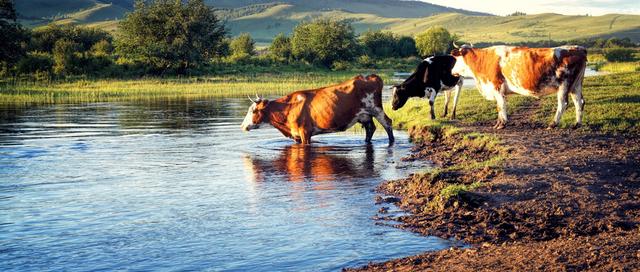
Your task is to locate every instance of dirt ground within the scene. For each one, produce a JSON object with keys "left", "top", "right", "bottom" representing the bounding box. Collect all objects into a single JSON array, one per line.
[{"left": 347, "top": 102, "right": 640, "bottom": 271}]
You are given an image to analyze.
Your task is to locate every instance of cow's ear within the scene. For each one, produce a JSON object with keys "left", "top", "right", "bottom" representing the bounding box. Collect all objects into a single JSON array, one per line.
[{"left": 422, "top": 66, "right": 429, "bottom": 83}]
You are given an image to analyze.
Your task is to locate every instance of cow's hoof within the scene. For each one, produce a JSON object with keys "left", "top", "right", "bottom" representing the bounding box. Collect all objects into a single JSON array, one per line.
[
  {"left": 547, "top": 123, "right": 558, "bottom": 130},
  {"left": 571, "top": 123, "right": 582, "bottom": 129},
  {"left": 495, "top": 124, "right": 505, "bottom": 130}
]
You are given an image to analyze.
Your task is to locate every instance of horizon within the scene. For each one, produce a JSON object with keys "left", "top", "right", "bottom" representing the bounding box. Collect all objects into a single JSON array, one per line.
[{"left": 421, "top": 0, "right": 640, "bottom": 16}]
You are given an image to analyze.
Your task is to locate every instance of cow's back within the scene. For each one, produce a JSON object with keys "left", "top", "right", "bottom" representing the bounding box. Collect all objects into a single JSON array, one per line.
[
  {"left": 308, "top": 75, "right": 383, "bottom": 131},
  {"left": 497, "top": 46, "right": 587, "bottom": 97}
]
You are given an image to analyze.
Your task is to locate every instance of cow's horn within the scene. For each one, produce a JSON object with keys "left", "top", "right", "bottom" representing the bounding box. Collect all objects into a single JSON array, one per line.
[
  {"left": 255, "top": 94, "right": 261, "bottom": 101},
  {"left": 469, "top": 43, "right": 474, "bottom": 48},
  {"left": 248, "top": 95, "right": 256, "bottom": 103},
  {"left": 452, "top": 41, "right": 460, "bottom": 49}
]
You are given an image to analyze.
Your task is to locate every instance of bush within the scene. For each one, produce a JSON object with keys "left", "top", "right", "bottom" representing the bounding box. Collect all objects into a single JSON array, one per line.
[
  {"left": 396, "top": 36, "right": 417, "bottom": 58},
  {"left": 15, "top": 51, "right": 53, "bottom": 75},
  {"left": 359, "top": 30, "right": 396, "bottom": 58},
  {"left": 291, "top": 19, "right": 358, "bottom": 67},
  {"left": 604, "top": 48, "right": 635, "bottom": 62},
  {"left": 415, "top": 26, "right": 453, "bottom": 57},
  {"left": 229, "top": 33, "right": 255, "bottom": 59},
  {"left": 52, "top": 39, "right": 80, "bottom": 76},
  {"left": 268, "top": 33, "right": 291, "bottom": 62}
]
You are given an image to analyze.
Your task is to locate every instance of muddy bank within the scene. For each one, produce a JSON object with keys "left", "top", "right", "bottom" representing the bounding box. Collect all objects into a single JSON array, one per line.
[{"left": 348, "top": 118, "right": 640, "bottom": 271}]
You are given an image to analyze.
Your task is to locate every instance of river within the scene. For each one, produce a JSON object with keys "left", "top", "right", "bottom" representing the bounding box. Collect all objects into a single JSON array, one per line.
[{"left": 0, "top": 98, "right": 456, "bottom": 271}]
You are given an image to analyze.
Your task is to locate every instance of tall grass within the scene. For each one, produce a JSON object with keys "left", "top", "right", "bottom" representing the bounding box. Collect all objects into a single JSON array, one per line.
[
  {"left": 0, "top": 72, "right": 392, "bottom": 105},
  {"left": 597, "top": 62, "right": 640, "bottom": 73}
]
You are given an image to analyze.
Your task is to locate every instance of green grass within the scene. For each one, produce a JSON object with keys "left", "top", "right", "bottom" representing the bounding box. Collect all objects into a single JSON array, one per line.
[
  {"left": 597, "top": 62, "right": 640, "bottom": 73},
  {"left": 535, "top": 72, "right": 640, "bottom": 134},
  {"left": 0, "top": 71, "right": 391, "bottom": 105}
]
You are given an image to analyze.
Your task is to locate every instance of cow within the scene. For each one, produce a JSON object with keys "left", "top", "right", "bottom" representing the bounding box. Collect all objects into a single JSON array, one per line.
[
  {"left": 240, "top": 74, "right": 395, "bottom": 145},
  {"left": 391, "top": 56, "right": 464, "bottom": 120},
  {"left": 450, "top": 43, "right": 587, "bottom": 129}
]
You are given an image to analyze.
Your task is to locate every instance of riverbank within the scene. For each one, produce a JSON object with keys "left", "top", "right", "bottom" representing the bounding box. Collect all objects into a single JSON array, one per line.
[
  {"left": 349, "top": 72, "right": 640, "bottom": 271},
  {"left": 0, "top": 70, "right": 394, "bottom": 105}
]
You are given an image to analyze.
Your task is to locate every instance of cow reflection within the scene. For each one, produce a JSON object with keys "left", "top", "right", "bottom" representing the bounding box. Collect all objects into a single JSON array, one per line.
[{"left": 243, "top": 145, "right": 376, "bottom": 184}]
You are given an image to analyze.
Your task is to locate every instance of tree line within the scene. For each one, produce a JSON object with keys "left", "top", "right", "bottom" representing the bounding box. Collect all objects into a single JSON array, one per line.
[{"left": 1, "top": 0, "right": 637, "bottom": 79}]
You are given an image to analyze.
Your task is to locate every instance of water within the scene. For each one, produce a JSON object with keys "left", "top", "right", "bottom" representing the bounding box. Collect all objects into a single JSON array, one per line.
[{"left": 0, "top": 98, "right": 456, "bottom": 272}]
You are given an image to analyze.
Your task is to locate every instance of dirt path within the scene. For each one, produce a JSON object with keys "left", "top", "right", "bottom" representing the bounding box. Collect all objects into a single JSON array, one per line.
[{"left": 348, "top": 101, "right": 640, "bottom": 271}]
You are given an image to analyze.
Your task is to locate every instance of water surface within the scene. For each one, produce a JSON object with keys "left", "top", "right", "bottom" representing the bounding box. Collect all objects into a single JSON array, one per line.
[{"left": 0, "top": 98, "right": 455, "bottom": 271}]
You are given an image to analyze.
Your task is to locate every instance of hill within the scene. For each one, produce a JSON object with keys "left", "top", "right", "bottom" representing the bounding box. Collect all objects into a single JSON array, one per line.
[{"left": 15, "top": 0, "right": 640, "bottom": 43}]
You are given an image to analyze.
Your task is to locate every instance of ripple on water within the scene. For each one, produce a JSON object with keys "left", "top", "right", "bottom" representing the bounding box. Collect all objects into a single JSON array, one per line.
[{"left": 0, "top": 99, "right": 457, "bottom": 272}]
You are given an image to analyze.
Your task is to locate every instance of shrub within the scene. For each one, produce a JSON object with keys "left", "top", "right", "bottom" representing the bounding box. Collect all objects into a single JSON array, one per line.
[
  {"left": 15, "top": 51, "right": 53, "bottom": 75},
  {"left": 291, "top": 19, "right": 358, "bottom": 67},
  {"left": 414, "top": 26, "right": 453, "bottom": 57},
  {"left": 604, "top": 48, "right": 635, "bottom": 62},
  {"left": 268, "top": 33, "right": 291, "bottom": 62},
  {"left": 359, "top": 30, "right": 397, "bottom": 58},
  {"left": 229, "top": 33, "right": 255, "bottom": 59}
]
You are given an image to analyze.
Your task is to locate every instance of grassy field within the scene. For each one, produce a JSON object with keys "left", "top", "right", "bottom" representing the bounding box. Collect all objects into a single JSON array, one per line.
[
  {"left": 388, "top": 72, "right": 640, "bottom": 135},
  {"left": 18, "top": 1, "right": 640, "bottom": 44},
  {"left": 0, "top": 71, "right": 392, "bottom": 105}
]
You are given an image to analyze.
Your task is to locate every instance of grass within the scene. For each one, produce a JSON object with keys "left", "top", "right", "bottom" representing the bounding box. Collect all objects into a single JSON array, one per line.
[
  {"left": 597, "top": 62, "right": 640, "bottom": 73},
  {"left": 535, "top": 71, "right": 640, "bottom": 134},
  {"left": 0, "top": 71, "right": 392, "bottom": 105}
]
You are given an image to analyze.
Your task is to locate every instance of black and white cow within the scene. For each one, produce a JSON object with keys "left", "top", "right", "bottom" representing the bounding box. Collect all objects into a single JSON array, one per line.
[{"left": 391, "top": 56, "right": 463, "bottom": 119}]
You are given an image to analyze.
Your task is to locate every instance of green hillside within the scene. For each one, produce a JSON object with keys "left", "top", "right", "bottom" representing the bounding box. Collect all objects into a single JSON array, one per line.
[{"left": 15, "top": 0, "right": 640, "bottom": 43}]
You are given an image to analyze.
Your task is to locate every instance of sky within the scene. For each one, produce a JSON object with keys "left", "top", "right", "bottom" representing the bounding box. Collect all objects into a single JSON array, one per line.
[{"left": 422, "top": 0, "right": 640, "bottom": 16}]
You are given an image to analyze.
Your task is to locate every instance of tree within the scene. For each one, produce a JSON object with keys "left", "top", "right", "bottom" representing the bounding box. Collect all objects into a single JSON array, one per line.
[
  {"left": 0, "top": 0, "right": 28, "bottom": 67},
  {"left": 395, "top": 36, "right": 417, "bottom": 58},
  {"left": 229, "top": 33, "right": 255, "bottom": 58},
  {"left": 53, "top": 39, "right": 79, "bottom": 76},
  {"left": 291, "top": 19, "right": 358, "bottom": 67},
  {"left": 30, "top": 24, "right": 112, "bottom": 53},
  {"left": 414, "top": 26, "right": 453, "bottom": 57},
  {"left": 269, "top": 33, "right": 291, "bottom": 62},
  {"left": 359, "top": 30, "right": 396, "bottom": 58},
  {"left": 115, "top": 0, "right": 227, "bottom": 73}
]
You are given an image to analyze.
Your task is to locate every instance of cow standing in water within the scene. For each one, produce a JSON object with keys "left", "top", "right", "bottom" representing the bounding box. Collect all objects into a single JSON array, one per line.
[
  {"left": 450, "top": 43, "right": 587, "bottom": 129},
  {"left": 391, "top": 56, "right": 463, "bottom": 119},
  {"left": 241, "top": 75, "right": 394, "bottom": 145}
]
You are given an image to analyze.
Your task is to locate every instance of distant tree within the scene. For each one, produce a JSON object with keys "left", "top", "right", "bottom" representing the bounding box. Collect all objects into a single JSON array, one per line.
[
  {"left": 52, "top": 39, "right": 79, "bottom": 76},
  {"left": 593, "top": 38, "right": 606, "bottom": 48},
  {"left": 30, "top": 24, "right": 112, "bottom": 53},
  {"left": 0, "top": 0, "right": 28, "bottom": 67},
  {"left": 116, "top": 0, "right": 227, "bottom": 73},
  {"left": 229, "top": 33, "right": 255, "bottom": 58},
  {"left": 291, "top": 19, "right": 358, "bottom": 67},
  {"left": 395, "top": 36, "right": 417, "bottom": 57},
  {"left": 359, "top": 30, "right": 397, "bottom": 58},
  {"left": 604, "top": 48, "right": 635, "bottom": 62},
  {"left": 91, "top": 39, "right": 113, "bottom": 56},
  {"left": 508, "top": 11, "right": 526, "bottom": 16},
  {"left": 268, "top": 33, "right": 291, "bottom": 62},
  {"left": 414, "top": 26, "right": 453, "bottom": 57}
]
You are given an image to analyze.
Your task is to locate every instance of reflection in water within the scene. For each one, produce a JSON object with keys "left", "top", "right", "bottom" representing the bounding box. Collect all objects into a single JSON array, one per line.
[
  {"left": 244, "top": 145, "right": 375, "bottom": 183},
  {"left": 0, "top": 99, "right": 454, "bottom": 272}
]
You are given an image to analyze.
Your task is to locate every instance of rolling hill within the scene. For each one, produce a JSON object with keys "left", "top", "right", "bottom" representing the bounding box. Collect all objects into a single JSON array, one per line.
[{"left": 15, "top": 0, "right": 640, "bottom": 44}]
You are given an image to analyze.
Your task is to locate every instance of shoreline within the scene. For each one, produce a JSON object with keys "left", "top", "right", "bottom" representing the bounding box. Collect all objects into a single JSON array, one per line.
[{"left": 347, "top": 96, "right": 640, "bottom": 270}]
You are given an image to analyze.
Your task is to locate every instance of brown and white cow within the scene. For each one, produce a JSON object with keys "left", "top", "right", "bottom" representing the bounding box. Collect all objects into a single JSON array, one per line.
[
  {"left": 450, "top": 44, "right": 587, "bottom": 129},
  {"left": 240, "top": 75, "right": 395, "bottom": 145}
]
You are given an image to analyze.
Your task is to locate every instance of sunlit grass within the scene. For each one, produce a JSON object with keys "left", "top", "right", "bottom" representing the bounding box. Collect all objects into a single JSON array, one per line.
[
  {"left": 597, "top": 62, "right": 640, "bottom": 73},
  {"left": 0, "top": 72, "right": 392, "bottom": 105}
]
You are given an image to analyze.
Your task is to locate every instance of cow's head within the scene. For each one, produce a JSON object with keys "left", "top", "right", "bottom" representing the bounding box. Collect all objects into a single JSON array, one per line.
[
  {"left": 241, "top": 95, "right": 269, "bottom": 132},
  {"left": 391, "top": 60, "right": 430, "bottom": 110},
  {"left": 451, "top": 42, "right": 474, "bottom": 77}
]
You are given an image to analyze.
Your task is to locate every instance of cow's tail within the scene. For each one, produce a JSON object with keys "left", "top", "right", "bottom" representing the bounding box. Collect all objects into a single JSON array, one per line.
[
  {"left": 569, "top": 58, "right": 587, "bottom": 94},
  {"left": 366, "top": 74, "right": 384, "bottom": 103}
]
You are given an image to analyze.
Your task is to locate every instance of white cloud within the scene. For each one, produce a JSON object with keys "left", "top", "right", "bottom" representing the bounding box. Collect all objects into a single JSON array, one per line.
[{"left": 422, "top": 0, "right": 640, "bottom": 15}]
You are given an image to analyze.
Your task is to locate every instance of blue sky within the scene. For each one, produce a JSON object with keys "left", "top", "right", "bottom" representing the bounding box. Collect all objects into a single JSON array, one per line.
[{"left": 422, "top": 0, "right": 640, "bottom": 16}]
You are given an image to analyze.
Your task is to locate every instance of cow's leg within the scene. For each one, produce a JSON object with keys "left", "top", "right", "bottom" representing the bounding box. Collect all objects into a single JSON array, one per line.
[
  {"left": 374, "top": 111, "right": 394, "bottom": 145},
  {"left": 549, "top": 83, "right": 570, "bottom": 129},
  {"left": 443, "top": 90, "right": 451, "bottom": 117},
  {"left": 298, "top": 128, "right": 311, "bottom": 145},
  {"left": 569, "top": 83, "right": 585, "bottom": 129},
  {"left": 428, "top": 90, "right": 437, "bottom": 120},
  {"left": 450, "top": 81, "right": 462, "bottom": 120},
  {"left": 361, "top": 121, "right": 376, "bottom": 143},
  {"left": 494, "top": 93, "right": 508, "bottom": 129}
]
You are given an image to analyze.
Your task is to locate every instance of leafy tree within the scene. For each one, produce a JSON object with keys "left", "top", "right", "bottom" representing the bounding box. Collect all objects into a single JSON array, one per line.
[
  {"left": 291, "top": 19, "right": 358, "bottom": 67},
  {"left": 414, "top": 26, "right": 453, "bottom": 57},
  {"left": 15, "top": 51, "right": 53, "bottom": 75},
  {"left": 30, "top": 24, "right": 112, "bottom": 53},
  {"left": 91, "top": 39, "right": 113, "bottom": 56},
  {"left": 604, "top": 48, "right": 635, "bottom": 62},
  {"left": 116, "top": 0, "right": 227, "bottom": 73},
  {"left": 268, "top": 33, "right": 291, "bottom": 62},
  {"left": 0, "top": 0, "right": 28, "bottom": 66},
  {"left": 359, "top": 30, "right": 396, "bottom": 58},
  {"left": 230, "top": 33, "right": 255, "bottom": 58},
  {"left": 395, "top": 36, "right": 417, "bottom": 57},
  {"left": 53, "top": 39, "right": 79, "bottom": 76}
]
